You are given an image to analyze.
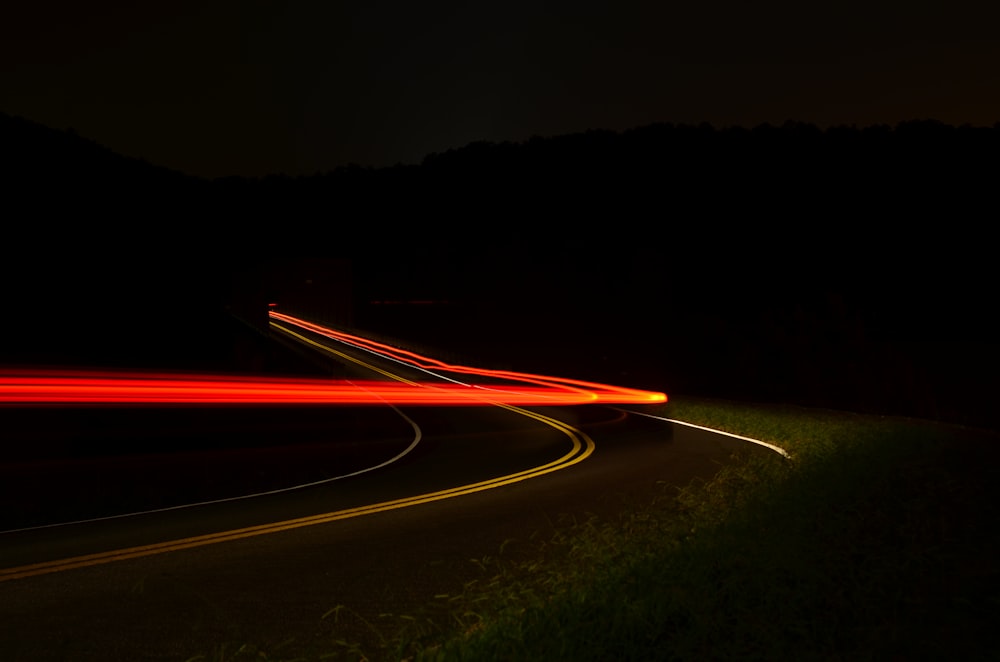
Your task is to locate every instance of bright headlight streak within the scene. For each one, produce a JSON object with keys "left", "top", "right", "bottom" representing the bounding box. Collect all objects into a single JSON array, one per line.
[
  {"left": 268, "top": 313, "right": 597, "bottom": 396},
  {"left": 0, "top": 314, "right": 641, "bottom": 580},
  {"left": 0, "top": 317, "right": 666, "bottom": 406},
  {"left": 0, "top": 377, "right": 624, "bottom": 405},
  {"left": 269, "top": 312, "right": 664, "bottom": 405},
  {"left": 269, "top": 320, "right": 588, "bottom": 404},
  {"left": 270, "top": 321, "right": 580, "bottom": 408},
  {"left": 269, "top": 321, "right": 465, "bottom": 387}
]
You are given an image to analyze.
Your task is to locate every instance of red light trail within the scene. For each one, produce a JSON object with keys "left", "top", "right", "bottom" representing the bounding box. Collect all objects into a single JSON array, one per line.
[{"left": 0, "top": 314, "right": 666, "bottom": 407}]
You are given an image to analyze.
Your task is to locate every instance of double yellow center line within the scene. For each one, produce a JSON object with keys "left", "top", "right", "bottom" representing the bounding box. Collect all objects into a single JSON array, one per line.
[{"left": 1, "top": 327, "right": 594, "bottom": 582}]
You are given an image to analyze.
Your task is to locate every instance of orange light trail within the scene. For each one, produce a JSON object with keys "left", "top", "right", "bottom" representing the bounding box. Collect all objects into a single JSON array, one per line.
[
  {"left": 269, "top": 311, "right": 664, "bottom": 402},
  {"left": 0, "top": 315, "right": 666, "bottom": 407}
]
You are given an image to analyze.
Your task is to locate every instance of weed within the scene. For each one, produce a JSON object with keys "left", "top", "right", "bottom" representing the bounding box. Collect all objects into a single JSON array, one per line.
[{"left": 188, "top": 397, "right": 1000, "bottom": 661}]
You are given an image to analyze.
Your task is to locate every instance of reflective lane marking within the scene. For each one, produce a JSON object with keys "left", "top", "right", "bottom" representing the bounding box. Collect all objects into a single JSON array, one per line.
[
  {"left": 0, "top": 408, "right": 592, "bottom": 582},
  {"left": 270, "top": 322, "right": 423, "bottom": 385},
  {"left": 619, "top": 408, "right": 792, "bottom": 459},
  {"left": 1, "top": 324, "right": 431, "bottom": 535},
  {"left": 1, "top": 326, "right": 596, "bottom": 582},
  {"left": 271, "top": 321, "right": 472, "bottom": 386},
  {"left": 0, "top": 403, "right": 423, "bottom": 535}
]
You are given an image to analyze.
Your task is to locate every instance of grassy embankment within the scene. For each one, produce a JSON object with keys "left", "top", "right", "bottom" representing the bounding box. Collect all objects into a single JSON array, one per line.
[{"left": 192, "top": 397, "right": 1000, "bottom": 661}]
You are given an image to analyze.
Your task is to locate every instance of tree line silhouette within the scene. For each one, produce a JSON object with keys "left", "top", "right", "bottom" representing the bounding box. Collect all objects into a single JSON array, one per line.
[{"left": 2, "top": 111, "right": 997, "bottom": 428}]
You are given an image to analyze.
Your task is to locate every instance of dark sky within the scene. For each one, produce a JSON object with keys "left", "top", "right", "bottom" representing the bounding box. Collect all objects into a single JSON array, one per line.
[{"left": 3, "top": 0, "right": 999, "bottom": 178}]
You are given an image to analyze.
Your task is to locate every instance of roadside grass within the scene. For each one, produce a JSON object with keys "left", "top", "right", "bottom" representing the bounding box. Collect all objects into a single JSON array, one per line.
[{"left": 189, "top": 397, "right": 1000, "bottom": 661}]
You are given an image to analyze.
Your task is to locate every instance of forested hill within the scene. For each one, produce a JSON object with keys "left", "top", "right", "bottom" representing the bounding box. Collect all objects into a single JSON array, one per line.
[
  {"left": 3, "top": 109, "right": 997, "bottom": 330},
  {"left": 1, "top": 110, "right": 205, "bottom": 218},
  {"left": 5, "top": 110, "right": 998, "bottom": 251},
  {"left": 217, "top": 118, "right": 999, "bottom": 255},
  {"left": 4, "top": 110, "right": 997, "bottom": 318},
  {"left": 3, "top": 112, "right": 998, "bottom": 429}
]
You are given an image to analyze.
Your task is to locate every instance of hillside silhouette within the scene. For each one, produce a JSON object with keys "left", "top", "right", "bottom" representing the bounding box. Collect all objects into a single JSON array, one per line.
[{"left": 2, "top": 111, "right": 997, "bottom": 427}]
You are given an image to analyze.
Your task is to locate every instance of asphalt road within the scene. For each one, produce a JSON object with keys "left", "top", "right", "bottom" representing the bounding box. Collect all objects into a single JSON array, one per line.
[
  {"left": 0, "top": 401, "right": 774, "bottom": 661},
  {"left": 0, "top": 320, "right": 781, "bottom": 660}
]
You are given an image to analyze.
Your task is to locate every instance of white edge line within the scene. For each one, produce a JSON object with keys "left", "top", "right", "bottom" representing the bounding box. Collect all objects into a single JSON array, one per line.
[
  {"left": 0, "top": 400, "right": 423, "bottom": 535},
  {"left": 271, "top": 319, "right": 472, "bottom": 386},
  {"left": 272, "top": 318, "right": 575, "bottom": 402},
  {"left": 618, "top": 408, "right": 793, "bottom": 459}
]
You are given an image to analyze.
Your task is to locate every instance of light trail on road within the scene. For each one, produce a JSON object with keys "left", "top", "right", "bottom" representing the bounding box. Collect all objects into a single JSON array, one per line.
[
  {"left": 0, "top": 309, "right": 606, "bottom": 579},
  {"left": 270, "top": 311, "right": 663, "bottom": 400},
  {"left": 0, "top": 314, "right": 666, "bottom": 406}
]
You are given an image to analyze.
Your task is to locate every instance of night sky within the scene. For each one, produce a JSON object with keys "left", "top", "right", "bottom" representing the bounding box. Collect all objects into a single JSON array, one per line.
[{"left": 4, "top": 0, "right": 999, "bottom": 179}]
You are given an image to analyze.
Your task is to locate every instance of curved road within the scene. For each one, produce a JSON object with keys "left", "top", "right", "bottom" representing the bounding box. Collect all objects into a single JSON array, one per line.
[
  {"left": 0, "top": 322, "right": 783, "bottom": 660},
  {"left": 0, "top": 406, "right": 775, "bottom": 661}
]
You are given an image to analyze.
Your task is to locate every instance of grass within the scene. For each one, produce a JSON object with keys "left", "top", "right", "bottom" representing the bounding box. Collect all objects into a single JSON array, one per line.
[{"left": 189, "top": 397, "right": 1000, "bottom": 661}]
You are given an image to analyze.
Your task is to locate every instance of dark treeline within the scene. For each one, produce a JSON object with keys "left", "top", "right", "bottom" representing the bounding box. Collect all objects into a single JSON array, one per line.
[
  {"left": 2, "top": 111, "right": 997, "bottom": 428},
  {"left": 5, "top": 110, "right": 997, "bottom": 254}
]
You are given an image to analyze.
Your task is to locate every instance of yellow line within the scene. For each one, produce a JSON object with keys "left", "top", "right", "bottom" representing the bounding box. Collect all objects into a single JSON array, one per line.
[
  {"left": 0, "top": 330, "right": 595, "bottom": 582},
  {"left": 270, "top": 322, "right": 420, "bottom": 385}
]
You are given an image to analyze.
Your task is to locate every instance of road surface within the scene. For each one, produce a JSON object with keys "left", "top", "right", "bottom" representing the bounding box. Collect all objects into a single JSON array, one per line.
[{"left": 0, "top": 317, "right": 781, "bottom": 659}]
